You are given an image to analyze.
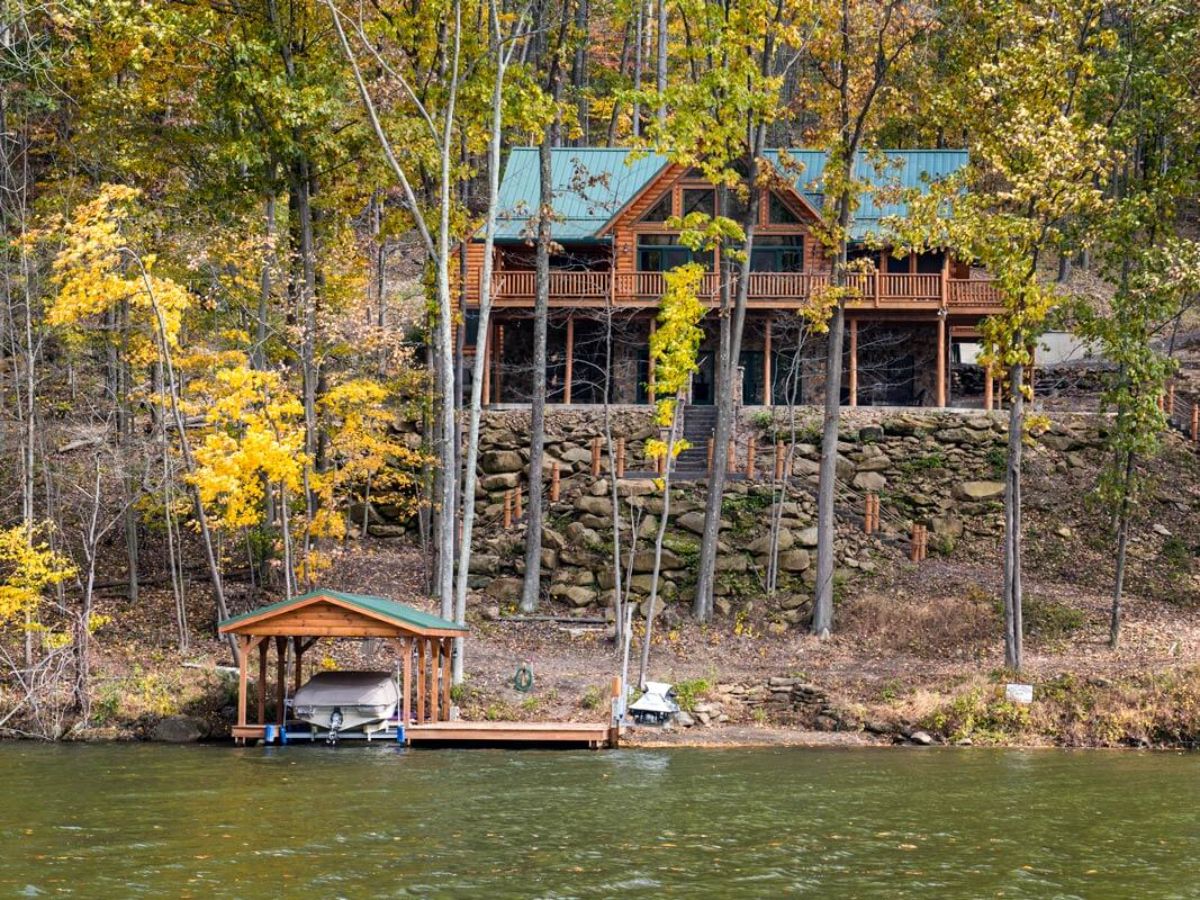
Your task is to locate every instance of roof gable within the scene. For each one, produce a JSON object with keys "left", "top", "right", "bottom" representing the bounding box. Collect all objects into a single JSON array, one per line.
[{"left": 218, "top": 589, "right": 468, "bottom": 638}]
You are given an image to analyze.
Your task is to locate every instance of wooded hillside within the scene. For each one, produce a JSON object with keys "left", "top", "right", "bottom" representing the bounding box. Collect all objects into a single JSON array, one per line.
[{"left": 1, "top": 0, "right": 1198, "bottom": 738}]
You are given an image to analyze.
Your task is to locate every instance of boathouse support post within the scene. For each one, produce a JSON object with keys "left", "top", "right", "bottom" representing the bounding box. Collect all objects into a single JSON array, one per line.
[
  {"left": 275, "top": 636, "right": 288, "bottom": 725},
  {"left": 429, "top": 636, "right": 440, "bottom": 722},
  {"left": 257, "top": 639, "right": 268, "bottom": 725},
  {"left": 401, "top": 637, "right": 412, "bottom": 728},
  {"left": 417, "top": 638, "right": 427, "bottom": 724},
  {"left": 441, "top": 638, "right": 453, "bottom": 719},
  {"left": 237, "top": 635, "right": 250, "bottom": 731}
]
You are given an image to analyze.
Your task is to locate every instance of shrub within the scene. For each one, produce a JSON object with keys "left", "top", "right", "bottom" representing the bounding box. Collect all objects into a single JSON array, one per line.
[{"left": 672, "top": 677, "right": 711, "bottom": 712}]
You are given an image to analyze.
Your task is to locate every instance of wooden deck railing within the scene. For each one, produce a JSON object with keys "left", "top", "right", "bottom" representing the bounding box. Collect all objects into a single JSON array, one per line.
[{"left": 491, "top": 269, "right": 1003, "bottom": 309}]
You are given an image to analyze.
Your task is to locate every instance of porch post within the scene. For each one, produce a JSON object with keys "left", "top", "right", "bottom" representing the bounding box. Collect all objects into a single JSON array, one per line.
[
  {"left": 647, "top": 317, "right": 657, "bottom": 401},
  {"left": 848, "top": 317, "right": 858, "bottom": 408},
  {"left": 482, "top": 321, "right": 492, "bottom": 405},
  {"left": 763, "top": 316, "right": 773, "bottom": 406},
  {"left": 564, "top": 314, "right": 575, "bottom": 404},
  {"left": 984, "top": 368, "right": 994, "bottom": 411},
  {"left": 936, "top": 315, "right": 947, "bottom": 408},
  {"left": 496, "top": 325, "right": 505, "bottom": 402}
]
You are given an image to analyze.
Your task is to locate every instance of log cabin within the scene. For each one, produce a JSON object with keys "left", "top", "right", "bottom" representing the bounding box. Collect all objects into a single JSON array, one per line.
[{"left": 461, "top": 147, "right": 1003, "bottom": 410}]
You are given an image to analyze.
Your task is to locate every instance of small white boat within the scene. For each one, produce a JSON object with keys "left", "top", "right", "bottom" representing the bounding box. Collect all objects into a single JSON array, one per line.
[{"left": 292, "top": 671, "right": 400, "bottom": 736}]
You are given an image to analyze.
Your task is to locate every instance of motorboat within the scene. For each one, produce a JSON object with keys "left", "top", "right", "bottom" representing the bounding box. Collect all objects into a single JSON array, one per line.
[{"left": 292, "top": 671, "right": 400, "bottom": 738}]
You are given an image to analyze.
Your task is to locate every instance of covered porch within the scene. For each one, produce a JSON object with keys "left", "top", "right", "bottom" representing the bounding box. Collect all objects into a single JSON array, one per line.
[{"left": 473, "top": 310, "right": 967, "bottom": 410}]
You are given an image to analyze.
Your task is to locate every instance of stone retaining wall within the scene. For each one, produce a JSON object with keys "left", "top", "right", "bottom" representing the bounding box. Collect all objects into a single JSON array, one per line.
[{"left": 443, "top": 406, "right": 1112, "bottom": 622}]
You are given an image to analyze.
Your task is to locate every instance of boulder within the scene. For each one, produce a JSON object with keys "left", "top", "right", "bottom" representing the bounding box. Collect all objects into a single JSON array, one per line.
[
  {"left": 481, "top": 472, "right": 520, "bottom": 491},
  {"left": 485, "top": 577, "right": 522, "bottom": 601},
  {"left": 796, "top": 526, "right": 819, "bottom": 547},
  {"left": 632, "top": 548, "right": 683, "bottom": 573},
  {"left": 953, "top": 480, "right": 1005, "bottom": 501},
  {"left": 479, "top": 449, "right": 525, "bottom": 474},
  {"left": 929, "top": 516, "right": 964, "bottom": 539},
  {"left": 778, "top": 549, "right": 811, "bottom": 572},
  {"left": 677, "top": 511, "right": 707, "bottom": 534},
  {"left": 852, "top": 471, "right": 887, "bottom": 491},
  {"left": 576, "top": 495, "right": 613, "bottom": 517},
  {"left": 563, "top": 585, "right": 597, "bottom": 607},
  {"left": 151, "top": 715, "right": 207, "bottom": 743},
  {"left": 747, "top": 529, "right": 793, "bottom": 555}
]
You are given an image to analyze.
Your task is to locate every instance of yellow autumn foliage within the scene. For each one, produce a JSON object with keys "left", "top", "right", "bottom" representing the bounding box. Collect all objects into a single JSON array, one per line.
[{"left": 0, "top": 524, "right": 76, "bottom": 629}]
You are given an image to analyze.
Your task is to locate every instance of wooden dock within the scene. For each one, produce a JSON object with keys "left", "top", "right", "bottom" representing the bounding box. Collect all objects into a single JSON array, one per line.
[{"left": 406, "top": 720, "right": 616, "bottom": 748}]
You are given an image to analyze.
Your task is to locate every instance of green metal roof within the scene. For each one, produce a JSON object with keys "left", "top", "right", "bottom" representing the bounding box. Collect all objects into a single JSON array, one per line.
[
  {"left": 488, "top": 147, "right": 967, "bottom": 242},
  {"left": 763, "top": 149, "right": 968, "bottom": 240},
  {"left": 218, "top": 589, "right": 468, "bottom": 634},
  {"left": 493, "top": 147, "right": 669, "bottom": 241}
]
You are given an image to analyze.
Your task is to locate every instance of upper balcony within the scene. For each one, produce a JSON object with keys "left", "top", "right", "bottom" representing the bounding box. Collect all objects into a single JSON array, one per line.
[{"left": 489, "top": 270, "right": 1003, "bottom": 313}]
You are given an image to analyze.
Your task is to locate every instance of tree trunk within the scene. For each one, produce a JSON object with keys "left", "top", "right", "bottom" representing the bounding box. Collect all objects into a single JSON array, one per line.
[
  {"left": 655, "top": 0, "right": 667, "bottom": 126},
  {"left": 638, "top": 398, "right": 682, "bottom": 688},
  {"left": 520, "top": 131, "right": 554, "bottom": 614},
  {"left": 1002, "top": 361, "right": 1025, "bottom": 671},
  {"left": 693, "top": 172, "right": 760, "bottom": 621},
  {"left": 1110, "top": 449, "right": 1135, "bottom": 649}
]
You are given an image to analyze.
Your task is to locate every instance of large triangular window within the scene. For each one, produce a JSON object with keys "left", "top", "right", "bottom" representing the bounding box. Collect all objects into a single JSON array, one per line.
[
  {"left": 768, "top": 193, "right": 802, "bottom": 225},
  {"left": 640, "top": 193, "right": 673, "bottom": 223}
]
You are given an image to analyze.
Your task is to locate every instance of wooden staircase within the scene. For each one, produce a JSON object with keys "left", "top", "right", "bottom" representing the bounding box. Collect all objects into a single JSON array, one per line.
[{"left": 676, "top": 405, "right": 718, "bottom": 479}]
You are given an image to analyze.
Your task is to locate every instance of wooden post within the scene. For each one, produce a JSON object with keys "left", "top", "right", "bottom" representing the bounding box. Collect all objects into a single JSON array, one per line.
[
  {"left": 441, "top": 638, "right": 453, "bottom": 719},
  {"left": 482, "top": 322, "right": 492, "bottom": 405},
  {"left": 774, "top": 441, "right": 784, "bottom": 480},
  {"left": 1192, "top": 403, "right": 1198, "bottom": 443},
  {"left": 401, "top": 637, "right": 412, "bottom": 728},
  {"left": 514, "top": 483, "right": 523, "bottom": 520},
  {"left": 848, "top": 317, "right": 858, "bottom": 407},
  {"left": 564, "top": 314, "right": 575, "bottom": 404},
  {"left": 983, "top": 369, "right": 993, "bottom": 412},
  {"left": 237, "top": 635, "right": 250, "bottom": 731},
  {"left": 657, "top": 453, "right": 666, "bottom": 477},
  {"left": 647, "top": 317, "right": 657, "bottom": 399},
  {"left": 746, "top": 441, "right": 756, "bottom": 479},
  {"left": 609, "top": 675, "right": 622, "bottom": 747},
  {"left": 275, "top": 636, "right": 287, "bottom": 726},
  {"left": 1167, "top": 384, "right": 1175, "bottom": 417},
  {"left": 910, "top": 524, "right": 920, "bottom": 562},
  {"left": 503, "top": 490, "right": 513, "bottom": 529},
  {"left": 591, "top": 436, "right": 601, "bottom": 476},
  {"left": 616, "top": 438, "right": 626, "bottom": 478},
  {"left": 496, "top": 324, "right": 505, "bottom": 402},
  {"left": 257, "top": 639, "right": 268, "bottom": 725},
  {"left": 429, "top": 638, "right": 440, "bottom": 723},
  {"left": 875, "top": 251, "right": 884, "bottom": 305},
  {"left": 936, "top": 316, "right": 947, "bottom": 408},
  {"left": 707, "top": 438, "right": 714, "bottom": 474},
  {"left": 293, "top": 638, "right": 305, "bottom": 693},
  {"left": 763, "top": 316, "right": 773, "bottom": 406},
  {"left": 550, "top": 462, "right": 561, "bottom": 502},
  {"left": 726, "top": 439, "right": 736, "bottom": 474},
  {"left": 417, "top": 639, "right": 427, "bottom": 724}
]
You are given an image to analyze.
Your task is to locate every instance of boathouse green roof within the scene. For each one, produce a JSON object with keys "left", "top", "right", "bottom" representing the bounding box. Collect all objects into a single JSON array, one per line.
[
  {"left": 489, "top": 147, "right": 968, "bottom": 242},
  {"left": 218, "top": 589, "right": 467, "bottom": 635}
]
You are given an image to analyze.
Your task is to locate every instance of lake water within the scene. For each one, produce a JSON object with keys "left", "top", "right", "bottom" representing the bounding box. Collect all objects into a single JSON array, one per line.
[{"left": 2, "top": 744, "right": 1197, "bottom": 897}]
